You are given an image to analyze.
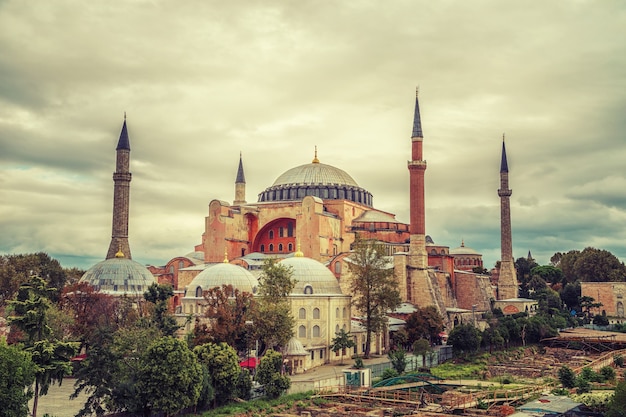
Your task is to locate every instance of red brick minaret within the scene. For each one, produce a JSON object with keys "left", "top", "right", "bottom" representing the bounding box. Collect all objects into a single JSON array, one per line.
[
  {"left": 408, "top": 88, "right": 428, "bottom": 269},
  {"left": 497, "top": 137, "right": 518, "bottom": 299},
  {"left": 106, "top": 117, "right": 133, "bottom": 259}
]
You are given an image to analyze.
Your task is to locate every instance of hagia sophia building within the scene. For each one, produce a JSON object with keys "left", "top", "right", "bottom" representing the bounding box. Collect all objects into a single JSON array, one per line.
[{"left": 80, "top": 90, "right": 523, "bottom": 370}]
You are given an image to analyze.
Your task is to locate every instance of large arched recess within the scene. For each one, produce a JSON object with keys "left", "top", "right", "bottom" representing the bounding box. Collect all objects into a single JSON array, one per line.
[{"left": 253, "top": 218, "right": 296, "bottom": 255}]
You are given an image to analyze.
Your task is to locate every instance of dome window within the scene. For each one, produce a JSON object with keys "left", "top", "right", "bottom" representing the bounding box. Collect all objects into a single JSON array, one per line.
[
  {"left": 304, "top": 284, "right": 313, "bottom": 295},
  {"left": 195, "top": 286, "right": 203, "bottom": 298},
  {"left": 269, "top": 230, "right": 274, "bottom": 240}
]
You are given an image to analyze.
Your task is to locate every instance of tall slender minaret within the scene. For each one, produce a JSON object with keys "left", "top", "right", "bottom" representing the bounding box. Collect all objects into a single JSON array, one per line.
[
  {"left": 408, "top": 88, "right": 428, "bottom": 269},
  {"left": 497, "top": 137, "right": 518, "bottom": 299},
  {"left": 234, "top": 152, "right": 246, "bottom": 205},
  {"left": 106, "top": 116, "right": 133, "bottom": 260}
]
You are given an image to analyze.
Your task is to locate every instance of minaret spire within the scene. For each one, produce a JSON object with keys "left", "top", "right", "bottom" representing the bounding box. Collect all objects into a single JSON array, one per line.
[
  {"left": 106, "top": 117, "right": 133, "bottom": 260},
  {"left": 408, "top": 87, "right": 428, "bottom": 270},
  {"left": 497, "top": 135, "right": 518, "bottom": 299},
  {"left": 234, "top": 152, "right": 247, "bottom": 205}
]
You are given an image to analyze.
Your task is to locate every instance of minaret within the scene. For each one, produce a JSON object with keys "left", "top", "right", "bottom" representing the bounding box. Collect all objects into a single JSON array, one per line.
[
  {"left": 106, "top": 116, "right": 133, "bottom": 260},
  {"left": 497, "top": 136, "right": 518, "bottom": 299},
  {"left": 234, "top": 152, "right": 246, "bottom": 205},
  {"left": 408, "top": 88, "right": 428, "bottom": 269}
]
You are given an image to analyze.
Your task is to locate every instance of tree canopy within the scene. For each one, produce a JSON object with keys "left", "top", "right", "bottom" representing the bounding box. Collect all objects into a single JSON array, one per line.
[
  {"left": 347, "top": 239, "right": 401, "bottom": 357},
  {"left": 0, "top": 340, "right": 36, "bottom": 417},
  {"left": 557, "top": 248, "right": 626, "bottom": 283}
]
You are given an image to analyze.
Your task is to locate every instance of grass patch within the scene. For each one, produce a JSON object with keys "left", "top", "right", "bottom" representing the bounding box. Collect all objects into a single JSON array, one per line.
[
  {"left": 192, "top": 392, "right": 314, "bottom": 417},
  {"left": 430, "top": 362, "right": 487, "bottom": 380}
]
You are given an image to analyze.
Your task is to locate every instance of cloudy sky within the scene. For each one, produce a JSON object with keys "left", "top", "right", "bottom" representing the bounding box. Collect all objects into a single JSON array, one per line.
[{"left": 1, "top": 0, "right": 625, "bottom": 271}]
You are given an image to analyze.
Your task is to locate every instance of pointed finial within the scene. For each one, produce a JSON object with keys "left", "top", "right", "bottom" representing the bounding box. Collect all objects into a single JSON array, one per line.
[
  {"left": 312, "top": 146, "right": 320, "bottom": 164},
  {"left": 223, "top": 248, "right": 229, "bottom": 263},
  {"left": 461, "top": 239, "right": 465, "bottom": 247},
  {"left": 416, "top": 86, "right": 419, "bottom": 98},
  {"left": 124, "top": 111, "right": 126, "bottom": 121},
  {"left": 115, "top": 244, "right": 125, "bottom": 258},
  {"left": 502, "top": 132, "right": 505, "bottom": 142},
  {"left": 294, "top": 241, "right": 304, "bottom": 257}
]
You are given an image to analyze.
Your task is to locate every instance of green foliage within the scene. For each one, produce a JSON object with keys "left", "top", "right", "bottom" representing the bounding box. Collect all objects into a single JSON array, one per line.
[
  {"left": 252, "top": 260, "right": 296, "bottom": 351},
  {"left": 560, "top": 281, "right": 581, "bottom": 310},
  {"left": 606, "top": 381, "right": 626, "bottom": 417},
  {"left": 430, "top": 361, "right": 487, "bottom": 379},
  {"left": 448, "top": 324, "right": 481, "bottom": 355},
  {"left": 354, "top": 357, "right": 364, "bottom": 369},
  {"left": 558, "top": 365, "right": 576, "bottom": 388},
  {"left": 347, "top": 238, "right": 401, "bottom": 357},
  {"left": 600, "top": 365, "right": 617, "bottom": 382},
  {"left": 194, "top": 342, "right": 241, "bottom": 405},
  {"left": 404, "top": 305, "right": 445, "bottom": 345},
  {"left": 412, "top": 338, "right": 431, "bottom": 367},
  {"left": 236, "top": 368, "right": 253, "bottom": 400},
  {"left": 571, "top": 391, "right": 613, "bottom": 414},
  {"left": 0, "top": 340, "right": 36, "bottom": 417},
  {"left": 255, "top": 349, "right": 290, "bottom": 399},
  {"left": 388, "top": 347, "right": 407, "bottom": 374},
  {"left": 381, "top": 368, "right": 399, "bottom": 380},
  {"left": 8, "top": 276, "right": 79, "bottom": 417},
  {"left": 138, "top": 337, "right": 202, "bottom": 416},
  {"left": 614, "top": 354, "right": 624, "bottom": 367},
  {"left": 593, "top": 314, "right": 610, "bottom": 326},
  {"left": 330, "top": 329, "right": 356, "bottom": 365},
  {"left": 0, "top": 253, "right": 66, "bottom": 303},
  {"left": 559, "top": 247, "right": 626, "bottom": 283},
  {"left": 143, "top": 283, "right": 179, "bottom": 336}
]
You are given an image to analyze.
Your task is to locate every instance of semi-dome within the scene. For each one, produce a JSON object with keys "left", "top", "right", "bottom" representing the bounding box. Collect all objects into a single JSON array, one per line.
[
  {"left": 279, "top": 256, "right": 343, "bottom": 295},
  {"left": 185, "top": 262, "right": 259, "bottom": 297},
  {"left": 80, "top": 257, "right": 157, "bottom": 295},
  {"left": 258, "top": 157, "right": 373, "bottom": 207}
]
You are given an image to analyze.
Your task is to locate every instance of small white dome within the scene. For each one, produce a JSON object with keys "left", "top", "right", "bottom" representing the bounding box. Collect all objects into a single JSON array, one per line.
[
  {"left": 185, "top": 263, "right": 258, "bottom": 296},
  {"left": 279, "top": 256, "right": 343, "bottom": 295},
  {"left": 80, "top": 257, "right": 157, "bottom": 296}
]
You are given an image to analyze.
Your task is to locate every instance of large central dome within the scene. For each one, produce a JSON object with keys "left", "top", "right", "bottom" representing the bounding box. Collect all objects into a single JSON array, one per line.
[{"left": 258, "top": 157, "right": 373, "bottom": 206}]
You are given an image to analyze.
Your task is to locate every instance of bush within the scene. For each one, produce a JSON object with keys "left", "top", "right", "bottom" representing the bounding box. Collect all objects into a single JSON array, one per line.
[
  {"left": 614, "top": 355, "right": 624, "bottom": 367},
  {"left": 600, "top": 365, "right": 616, "bottom": 382},
  {"left": 558, "top": 365, "right": 577, "bottom": 389},
  {"left": 381, "top": 368, "right": 399, "bottom": 380}
]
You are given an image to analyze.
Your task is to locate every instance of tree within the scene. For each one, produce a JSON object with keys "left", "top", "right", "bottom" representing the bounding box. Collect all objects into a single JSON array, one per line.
[
  {"left": 143, "top": 283, "right": 179, "bottom": 336},
  {"left": 330, "top": 329, "right": 356, "bottom": 365},
  {"left": 199, "top": 284, "right": 255, "bottom": 351},
  {"left": 560, "top": 281, "right": 581, "bottom": 311},
  {"left": 8, "top": 276, "right": 78, "bottom": 417},
  {"left": 448, "top": 324, "right": 481, "bottom": 355},
  {"left": 515, "top": 256, "right": 539, "bottom": 298},
  {"left": 560, "top": 247, "right": 626, "bottom": 283},
  {"left": 388, "top": 347, "right": 407, "bottom": 374},
  {"left": 0, "top": 339, "right": 36, "bottom": 417},
  {"left": 0, "top": 253, "right": 67, "bottom": 304},
  {"left": 606, "top": 381, "right": 626, "bottom": 417},
  {"left": 251, "top": 260, "right": 296, "bottom": 351},
  {"left": 194, "top": 342, "right": 241, "bottom": 406},
  {"left": 348, "top": 239, "right": 401, "bottom": 357},
  {"left": 255, "top": 349, "right": 290, "bottom": 399},
  {"left": 405, "top": 305, "right": 445, "bottom": 345},
  {"left": 412, "top": 338, "right": 431, "bottom": 367},
  {"left": 531, "top": 265, "right": 564, "bottom": 286},
  {"left": 137, "top": 337, "right": 203, "bottom": 417},
  {"left": 558, "top": 365, "right": 576, "bottom": 388}
]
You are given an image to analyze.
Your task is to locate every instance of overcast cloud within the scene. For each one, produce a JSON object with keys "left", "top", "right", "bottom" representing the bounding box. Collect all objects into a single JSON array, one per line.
[{"left": 1, "top": 0, "right": 625, "bottom": 270}]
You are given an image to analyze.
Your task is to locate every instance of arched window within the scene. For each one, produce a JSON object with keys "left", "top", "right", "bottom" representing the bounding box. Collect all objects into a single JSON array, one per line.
[
  {"left": 299, "top": 325, "right": 306, "bottom": 338},
  {"left": 304, "top": 285, "right": 313, "bottom": 294},
  {"left": 279, "top": 227, "right": 284, "bottom": 237},
  {"left": 334, "top": 262, "right": 341, "bottom": 274},
  {"left": 287, "top": 222, "right": 294, "bottom": 237},
  {"left": 169, "top": 265, "right": 175, "bottom": 274},
  {"left": 269, "top": 230, "right": 274, "bottom": 239},
  {"left": 269, "top": 244, "right": 274, "bottom": 252},
  {"left": 336, "top": 308, "right": 340, "bottom": 318},
  {"left": 178, "top": 260, "right": 184, "bottom": 269},
  {"left": 313, "top": 325, "right": 320, "bottom": 337},
  {"left": 343, "top": 307, "right": 347, "bottom": 318},
  {"left": 430, "top": 249, "right": 436, "bottom": 255},
  {"left": 313, "top": 308, "right": 320, "bottom": 319},
  {"left": 440, "top": 249, "right": 446, "bottom": 255},
  {"left": 288, "top": 243, "right": 293, "bottom": 252},
  {"left": 278, "top": 243, "right": 283, "bottom": 252},
  {"left": 299, "top": 308, "right": 306, "bottom": 319},
  {"left": 195, "top": 286, "right": 202, "bottom": 297},
  {"left": 260, "top": 244, "right": 265, "bottom": 252},
  {"left": 335, "top": 324, "right": 340, "bottom": 333}
]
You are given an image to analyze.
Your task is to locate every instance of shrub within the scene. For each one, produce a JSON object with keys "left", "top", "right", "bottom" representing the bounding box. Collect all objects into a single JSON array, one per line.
[
  {"left": 558, "top": 365, "right": 577, "bottom": 389},
  {"left": 381, "top": 368, "right": 399, "bottom": 380},
  {"left": 613, "top": 355, "right": 624, "bottom": 367},
  {"left": 600, "top": 365, "right": 616, "bottom": 382}
]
